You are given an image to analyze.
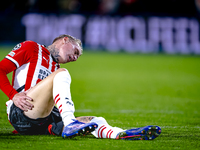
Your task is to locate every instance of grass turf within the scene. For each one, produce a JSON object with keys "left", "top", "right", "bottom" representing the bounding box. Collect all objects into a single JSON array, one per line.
[{"left": 0, "top": 47, "right": 200, "bottom": 149}]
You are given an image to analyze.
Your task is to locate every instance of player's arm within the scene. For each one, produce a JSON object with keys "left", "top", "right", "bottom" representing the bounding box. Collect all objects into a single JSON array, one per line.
[
  {"left": 0, "top": 45, "right": 34, "bottom": 111},
  {"left": 0, "top": 58, "right": 18, "bottom": 99}
]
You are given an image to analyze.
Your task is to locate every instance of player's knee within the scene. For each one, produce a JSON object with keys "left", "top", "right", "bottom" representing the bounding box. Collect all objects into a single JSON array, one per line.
[
  {"left": 54, "top": 68, "right": 71, "bottom": 79},
  {"left": 53, "top": 68, "right": 71, "bottom": 86},
  {"left": 57, "top": 68, "right": 67, "bottom": 72}
]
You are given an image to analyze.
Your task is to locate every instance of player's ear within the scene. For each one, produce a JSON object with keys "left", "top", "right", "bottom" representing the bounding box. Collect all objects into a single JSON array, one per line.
[{"left": 63, "top": 37, "right": 69, "bottom": 44}]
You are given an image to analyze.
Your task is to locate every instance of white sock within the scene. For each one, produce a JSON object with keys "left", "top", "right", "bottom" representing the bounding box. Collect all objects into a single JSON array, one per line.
[
  {"left": 90, "top": 117, "right": 124, "bottom": 139},
  {"left": 53, "top": 70, "right": 76, "bottom": 126}
]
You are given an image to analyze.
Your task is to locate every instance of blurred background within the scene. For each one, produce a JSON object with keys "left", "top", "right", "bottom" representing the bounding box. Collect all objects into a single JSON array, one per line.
[{"left": 0, "top": 0, "right": 200, "bottom": 54}]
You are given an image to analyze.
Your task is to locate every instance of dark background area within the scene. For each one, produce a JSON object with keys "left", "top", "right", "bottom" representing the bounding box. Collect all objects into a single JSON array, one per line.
[
  {"left": 0, "top": 0, "right": 197, "bottom": 16},
  {"left": 0, "top": 0, "right": 199, "bottom": 46}
]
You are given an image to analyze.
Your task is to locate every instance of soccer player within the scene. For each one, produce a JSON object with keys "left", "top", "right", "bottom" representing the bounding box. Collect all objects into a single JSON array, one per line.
[{"left": 0, "top": 34, "right": 161, "bottom": 140}]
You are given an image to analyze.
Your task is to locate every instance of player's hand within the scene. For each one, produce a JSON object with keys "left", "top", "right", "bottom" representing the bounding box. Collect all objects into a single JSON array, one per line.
[{"left": 12, "top": 90, "right": 34, "bottom": 111}]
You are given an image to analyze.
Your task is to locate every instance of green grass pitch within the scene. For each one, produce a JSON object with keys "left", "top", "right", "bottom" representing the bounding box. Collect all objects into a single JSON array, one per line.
[{"left": 0, "top": 46, "right": 200, "bottom": 149}]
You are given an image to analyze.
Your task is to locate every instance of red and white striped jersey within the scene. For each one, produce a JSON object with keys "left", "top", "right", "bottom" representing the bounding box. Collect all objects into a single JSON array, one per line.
[
  {"left": 5, "top": 40, "right": 60, "bottom": 117},
  {"left": 6, "top": 41, "right": 59, "bottom": 92}
]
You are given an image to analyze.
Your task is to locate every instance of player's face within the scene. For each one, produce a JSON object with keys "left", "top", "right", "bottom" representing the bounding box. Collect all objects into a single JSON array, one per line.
[{"left": 59, "top": 40, "right": 81, "bottom": 64}]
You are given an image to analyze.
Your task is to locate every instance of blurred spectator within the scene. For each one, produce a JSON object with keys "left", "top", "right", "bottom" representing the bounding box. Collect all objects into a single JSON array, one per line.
[
  {"left": 97, "top": 0, "right": 120, "bottom": 15},
  {"left": 195, "top": 0, "right": 200, "bottom": 10},
  {"left": 57, "top": 0, "right": 81, "bottom": 13},
  {"left": 195, "top": 0, "right": 200, "bottom": 17}
]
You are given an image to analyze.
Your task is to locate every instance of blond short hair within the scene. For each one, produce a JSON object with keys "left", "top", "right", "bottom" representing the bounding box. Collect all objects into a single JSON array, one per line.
[{"left": 52, "top": 34, "right": 83, "bottom": 54}]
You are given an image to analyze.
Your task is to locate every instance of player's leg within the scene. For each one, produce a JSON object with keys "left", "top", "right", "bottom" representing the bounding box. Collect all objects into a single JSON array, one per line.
[
  {"left": 77, "top": 116, "right": 124, "bottom": 139},
  {"left": 51, "top": 69, "right": 97, "bottom": 137},
  {"left": 24, "top": 68, "right": 66, "bottom": 119},
  {"left": 76, "top": 116, "right": 161, "bottom": 140},
  {"left": 24, "top": 68, "right": 97, "bottom": 137}
]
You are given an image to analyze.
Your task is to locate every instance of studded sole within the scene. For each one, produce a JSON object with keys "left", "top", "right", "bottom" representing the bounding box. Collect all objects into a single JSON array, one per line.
[
  {"left": 63, "top": 123, "right": 98, "bottom": 138},
  {"left": 117, "top": 125, "right": 161, "bottom": 140}
]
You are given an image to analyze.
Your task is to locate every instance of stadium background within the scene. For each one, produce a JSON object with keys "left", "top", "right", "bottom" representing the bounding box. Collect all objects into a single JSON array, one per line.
[
  {"left": 0, "top": 0, "right": 200, "bottom": 54},
  {"left": 0, "top": 1, "right": 200, "bottom": 150}
]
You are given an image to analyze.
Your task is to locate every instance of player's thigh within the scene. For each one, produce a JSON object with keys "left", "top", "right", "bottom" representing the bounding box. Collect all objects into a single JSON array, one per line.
[{"left": 24, "top": 68, "right": 66, "bottom": 119}]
